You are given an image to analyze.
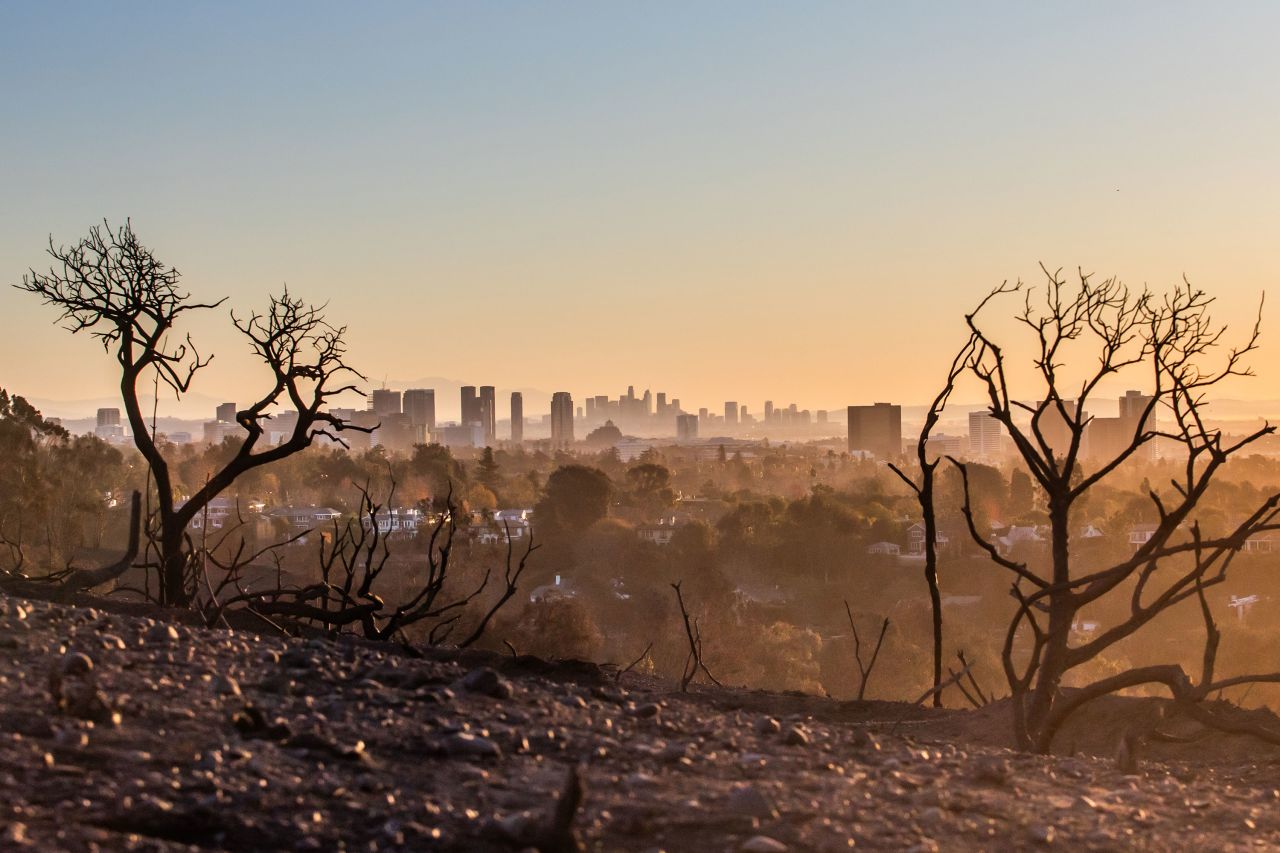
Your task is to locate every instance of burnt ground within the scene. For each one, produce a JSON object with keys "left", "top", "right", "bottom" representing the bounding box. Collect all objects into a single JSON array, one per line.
[{"left": 1, "top": 592, "right": 1280, "bottom": 851}]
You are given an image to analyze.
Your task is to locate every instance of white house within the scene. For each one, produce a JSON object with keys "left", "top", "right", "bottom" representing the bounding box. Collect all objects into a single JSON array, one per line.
[{"left": 866, "top": 541, "right": 901, "bottom": 556}]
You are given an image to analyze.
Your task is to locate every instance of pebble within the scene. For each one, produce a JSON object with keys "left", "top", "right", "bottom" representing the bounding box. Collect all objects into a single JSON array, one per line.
[
  {"left": 755, "top": 716, "right": 781, "bottom": 735},
  {"left": 459, "top": 668, "right": 513, "bottom": 700},
  {"left": 782, "top": 726, "right": 809, "bottom": 747},
  {"left": 740, "top": 835, "right": 788, "bottom": 852}
]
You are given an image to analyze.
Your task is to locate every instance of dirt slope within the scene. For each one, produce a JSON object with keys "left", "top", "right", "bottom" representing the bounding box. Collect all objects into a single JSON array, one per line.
[{"left": 0, "top": 592, "right": 1277, "bottom": 851}]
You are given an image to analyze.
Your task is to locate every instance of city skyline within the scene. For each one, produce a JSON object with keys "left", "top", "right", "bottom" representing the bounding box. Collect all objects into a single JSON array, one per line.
[{"left": 4, "top": 3, "right": 1280, "bottom": 407}]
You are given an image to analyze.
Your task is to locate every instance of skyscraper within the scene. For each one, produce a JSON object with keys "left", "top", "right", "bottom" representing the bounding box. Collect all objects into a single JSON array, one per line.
[
  {"left": 550, "top": 392, "right": 574, "bottom": 450},
  {"left": 847, "top": 403, "right": 902, "bottom": 459},
  {"left": 370, "top": 389, "right": 402, "bottom": 417},
  {"left": 479, "top": 385, "right": 496, "bottom": 445},
  {"left": 968, "top": 410, "right": 1003, "bottom": 458},
  {"left": 724, "top": 401, "right": 739, "bottom": 426},
  {"left": 510, "top": 391, "right": 524, "bottom": 444},
  {"left": 96, "top": 408, "right": 120, "bottom": 428},
  {"left": 460, "top": 386, "right": 479, "bottom": 426},
  {"left": 216, "top": 402, "right": 237, "bottom": 424},
  {"left": 403, "top": 389, "right": 436, "bottom": 442},
  {"left": 676, "top": 413, "right": 699, "bottom": 443}
]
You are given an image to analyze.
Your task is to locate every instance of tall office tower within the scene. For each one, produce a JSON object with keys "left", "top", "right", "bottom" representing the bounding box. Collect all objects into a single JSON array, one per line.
[
  {"left": 676, "top": 413, "right": 699, "bottom": 442},
  {"left": 479, "top": 385, "right": 497, "bottom": 445},
  {"left": 403, "top": 389, "right": 436, "bottom": 442},
  {"left": 847, "top": 403, "right": 903, "bottom": 459},
  {"left": 216, "top": 402, "right": 237, "bottom": 423},
  {"left": 96, "top": 408, "right": 121, "bottom": 428},
  {"left": 642, "top": 389, "right": 653, "bottom": 416},
  {"left": 550, "top": 392, "right": 574, "bottom": 450},
  {"left": 817, "top": 410, "right": 829, "bottom": 424},
  {"left": 585, "top": 398, "right": 596, "bottom": 420},
  {"left": 764, "top": 401, "right": 774, "bottom": 422},
  {"left": 724, "top": 402, "right": 739, "bottom": 426},
  {"left": 460, "top": 386, "right": 479, "bottom": 425},
  {"left": 670, "top": 398, "right": 681, "bottom": 414},
  {"left": 510, "top": 392, "right": 524, "bottom": 443},
  {"left": 1119, "top": 389, "right": 1155, "bottom": 424},
  {"left": 626, "top": 386, "right": 635, "bottom": 401},
  {"left": 656, "top": 392, "right": 667, "bottom": 416},
  {"left": 968, "top": 410, "right": 1003, "bottom": 458},
  {"left": 698, "top": 407, "right": 709, "bottom": 424},
  {"left": 370, "top": 389, "right": 402, "bottom": 417}
]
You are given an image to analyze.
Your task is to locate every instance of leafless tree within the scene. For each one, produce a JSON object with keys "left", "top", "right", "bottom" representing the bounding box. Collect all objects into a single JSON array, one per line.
[
  {"left": 952, "top": 267, "right": 1280, "bottom": 752},
  {"left": 204, "top": 479, "right": 536, "bottom": 646},
  {"left": 17, "top": 221, "right": 368, "bottom": 606},
  {"left": 844, "top": 600, "right": 889, "bottom": 701},
  {"left": 671, "top": 581, "right": 721, "bottom": 692},
  {"left": 889, "top": 336, "right": 975, "bottom": 705}
]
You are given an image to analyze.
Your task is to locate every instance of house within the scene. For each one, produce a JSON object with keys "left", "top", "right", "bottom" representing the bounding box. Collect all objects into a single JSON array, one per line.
[
  {"left": 529, "top": 574, "right": 576, "bottom": 603},
  {"left": 906, "top": 522, "right": 950, "bottom": 556},
  {"left": 474, "top": 519, "right": 530, "bottom": 545},
  {"left": 638, "top": 515, "right": 688, "bottom": 546},
  {"left": 1244, "top": 533, "right": 1277, "bottom": 553},
  {"left": 1128, "top": 523, "right": 1158, "bottom": 549},
  {"left": 866, "top": 541, "right": 901, "bottom": 556},
  {"left": 269, "top": 506, "right": 344, "bottom": 529},
  {"left": 362, "top": 507, "right": 424, "bottom": 537},
  {"left": 183, "top": 496, "right": 266, "bottom": 530},
  {"left": 1229, "top": 594, "right": 1259, "bottom": 622},
  {"left": 996, "top": 525, "right": 1043, "bottom": 554}
]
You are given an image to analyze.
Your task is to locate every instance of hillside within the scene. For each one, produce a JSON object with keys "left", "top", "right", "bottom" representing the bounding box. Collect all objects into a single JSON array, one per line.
[{"left": 1, "top": 592, "right": 1278, "bottom": 851}]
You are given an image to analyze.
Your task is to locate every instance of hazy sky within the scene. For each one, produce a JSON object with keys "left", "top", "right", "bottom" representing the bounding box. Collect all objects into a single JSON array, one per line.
[{"left": 3, "top": 3, "right": 1279, "bottom": 418}]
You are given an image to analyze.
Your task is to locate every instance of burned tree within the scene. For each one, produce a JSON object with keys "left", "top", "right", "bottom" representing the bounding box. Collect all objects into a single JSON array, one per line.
[
  {"left": 844, "top": 600, "right": 889, "bottom": 701},
  {"left": 953, "top": 267, "right": 1280, "bottom": 752},
  {"left": 202, "top": 480, "right": 537, "bottom": 645},
  {"left": 16, "top": 221, "right": 367, "bottom": 606},
  {"left": 888, "top": 336, "right": 975, "bottom": 706}
]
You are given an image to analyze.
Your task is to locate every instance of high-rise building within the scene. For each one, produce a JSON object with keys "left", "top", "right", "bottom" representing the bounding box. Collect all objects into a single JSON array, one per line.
[
  {"left": 459, "top": 386, "right": 477, "bottom": 424},
  {"left": 724, "top": 402, "right": 739, "bottom": 426},
  {"left": 676, "top": 413, "right": 699, "bottom": 443},
  {"left": 216, "top": 402, "right": 237, "bottom": 424},
  {"left": 847, "top": 403, "right": 902, "bottom": 459},
  {"left": 764, "top": 401, "right": 774, "bottom": 422},
  {"left": 95, "top": 407, "right": 124, "bottom": 441},
  {"left": 968, "top": 411, "right": 1003, "bottom": 458},
  {"left": 479, "top": 385, "right": 497, "bottom": 445},
  {"left": 370, "top": 389, "right": 402, "bottom": 417},
  {"left": 403, "top": 389, "right": 436, "bottom": 442},
  {"left": 642, "top": 389, "right": 653, "bottom": 416},
  {"left": 1088, "top": 390, "right": 1156, "bottom": 460},
  {"left": 656, "top": 392, "right": 667, "bottom": 416},
  {"left": 510, "top": 392, "right": 524, "bottom": 443},
  {"left": 550, "top": 392, "right": 574, "bottom": 450}
]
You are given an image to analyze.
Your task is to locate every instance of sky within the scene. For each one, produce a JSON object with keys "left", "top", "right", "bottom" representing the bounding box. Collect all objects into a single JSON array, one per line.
[{"left": 2, "top": 2, "right": 1279, "bottom": 420}]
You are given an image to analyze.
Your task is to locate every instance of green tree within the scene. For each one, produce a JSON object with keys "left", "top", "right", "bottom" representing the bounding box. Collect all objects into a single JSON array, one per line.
[{"left": 535, "top": 465, "right": 614, "bottom": 535}]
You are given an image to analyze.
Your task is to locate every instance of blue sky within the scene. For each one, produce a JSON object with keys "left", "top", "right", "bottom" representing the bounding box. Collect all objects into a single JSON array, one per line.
[{"left": 3, "top": 3, "right": 1279, "bottom": 417}]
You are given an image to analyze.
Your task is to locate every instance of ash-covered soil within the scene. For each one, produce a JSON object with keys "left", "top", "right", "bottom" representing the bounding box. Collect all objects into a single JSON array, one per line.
[{"left": 1, "top": 593, "right": 1279, "bottom": 851}]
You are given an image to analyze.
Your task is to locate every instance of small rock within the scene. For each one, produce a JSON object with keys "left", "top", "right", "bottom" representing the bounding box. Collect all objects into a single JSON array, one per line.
[
  {"left": 145, "top": 623, "right": 180, "bottom": 644},
  {"left": 213, "top": 675, "right": 242, "bottom": 697},
  {"left": 1030, "top": 825, "right": 1056, "bottom": 845},
  {"left": 741, "top": 835, "right": 788, "bottom": 853},
  {"left": 782, "top": 725, "right": 809, "bottom": 747},
  {"left": 442, "top": 732, "right": 502, "bottom": 760},
  {"left": 754, "top": 716, "right": 781, "bottom": 735},
  {"left": 633, "top": 702, "right": 661, "bottom": 718},
  {"left": 459, "top": 668, "right": 513, "bottom": 700}
]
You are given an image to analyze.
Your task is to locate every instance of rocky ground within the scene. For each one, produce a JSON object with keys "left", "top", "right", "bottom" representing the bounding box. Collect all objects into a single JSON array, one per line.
[{"left": 1, "top": 592, "right": 1280, "bottom": 851}]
